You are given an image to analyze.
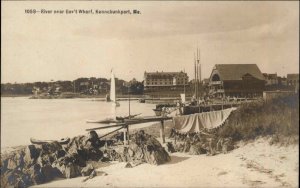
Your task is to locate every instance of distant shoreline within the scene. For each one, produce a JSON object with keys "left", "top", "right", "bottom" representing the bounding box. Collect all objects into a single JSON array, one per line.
[{"left": 1, "top": 94, "right": 31, "bottom": 97}]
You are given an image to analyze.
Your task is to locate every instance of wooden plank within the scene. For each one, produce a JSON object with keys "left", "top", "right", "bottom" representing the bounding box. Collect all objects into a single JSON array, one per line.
[
  {"left": 99, "top": 126, "right": 124, "bottom": 139},
  {"left": 85, "top": 123, "right": 124, "bottom": 131}
]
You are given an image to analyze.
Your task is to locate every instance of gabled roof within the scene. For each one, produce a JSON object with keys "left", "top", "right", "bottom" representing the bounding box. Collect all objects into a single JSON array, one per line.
[{"left": 214, "top": 64, "right": 264, "bottom": 80}]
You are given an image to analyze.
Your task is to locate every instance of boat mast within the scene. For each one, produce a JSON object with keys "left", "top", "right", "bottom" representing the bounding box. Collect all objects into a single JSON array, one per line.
[
  {"left": 198, "top": 48, "right": 201, "bottom": 99},
  {"left": 196, "top": 48, "right": 200, "bottom": 101},
  {"left": 183, "top": 68, "right": 186, "bottom": 95},
  {"left": 194, "top": 53, "right": 197, "bottom": 99},
  {"left": 128, "top": 83, "right": 131, "bottom": 118}
]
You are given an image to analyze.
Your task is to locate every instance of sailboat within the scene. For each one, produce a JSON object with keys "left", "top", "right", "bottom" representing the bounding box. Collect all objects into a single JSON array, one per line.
[{"left": 110, "top": 70, "right": 120, "bottom": 107}]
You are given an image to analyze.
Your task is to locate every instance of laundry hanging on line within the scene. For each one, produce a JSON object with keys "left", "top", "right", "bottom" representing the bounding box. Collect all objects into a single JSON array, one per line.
[{"left": 172, "top": 107, "right": 237, "bottom": 133}]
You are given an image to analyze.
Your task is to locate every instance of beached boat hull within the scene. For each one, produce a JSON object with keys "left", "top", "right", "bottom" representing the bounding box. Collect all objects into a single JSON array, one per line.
[{"left": 30, "top": 137, "right": 70, "bottom": 145}]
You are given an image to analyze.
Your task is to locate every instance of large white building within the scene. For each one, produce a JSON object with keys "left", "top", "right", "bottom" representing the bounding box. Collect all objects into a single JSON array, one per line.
[{"left": 144, "top": 71, "right": 188, "bottom": 91}]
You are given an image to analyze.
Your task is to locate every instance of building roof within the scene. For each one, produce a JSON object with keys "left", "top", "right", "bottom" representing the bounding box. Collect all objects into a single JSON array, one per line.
[
  {"left": 214, "top": 64, "right": 264, "bottom": 81},
  {"left": 263, "top": 73, "right": 277, "bottom": 79},
  {"left": 144, "top": 71, "right": 187, "bottom": 79}
]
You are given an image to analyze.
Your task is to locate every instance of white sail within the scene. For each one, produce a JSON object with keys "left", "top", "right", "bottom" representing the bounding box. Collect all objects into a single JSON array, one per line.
[
  {"left": 110, "top": 71, "right": 116, "bottom": 102},
  {"left": 110, "top": 70, "right": 120, "bottom": 107}
]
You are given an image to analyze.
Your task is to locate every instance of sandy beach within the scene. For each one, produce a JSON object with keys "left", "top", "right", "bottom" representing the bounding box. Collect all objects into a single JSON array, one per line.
[{"left": 32, "top": 137, "right": 299, "bottom": 188}]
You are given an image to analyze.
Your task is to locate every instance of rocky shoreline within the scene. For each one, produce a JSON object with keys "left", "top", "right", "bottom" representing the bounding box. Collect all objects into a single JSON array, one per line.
[{"left": 0, "top": 130, "right": 170, "bottom": 188}]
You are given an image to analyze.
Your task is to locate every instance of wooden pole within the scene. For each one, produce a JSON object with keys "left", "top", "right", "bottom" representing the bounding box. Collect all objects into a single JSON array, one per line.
[
  {"left": 160, "top": 120, "right": 165, "bottom": 143},
  {"left": 123, "top": 125, "right": 128, "bottom": 145},
  {"left": 126, "top": 124, "right": 130, "bottom": 145}
]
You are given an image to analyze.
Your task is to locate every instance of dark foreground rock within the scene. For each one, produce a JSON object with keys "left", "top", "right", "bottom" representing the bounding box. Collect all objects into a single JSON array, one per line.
[
  {"left": 104, "top": 130, "right": 170, "bottom": 165},
  {"left": 1, "top": 130, "right": 170, "bottom": 188},
  {"left": 1, "top": 131, "right": 103, "bottom": 188}
]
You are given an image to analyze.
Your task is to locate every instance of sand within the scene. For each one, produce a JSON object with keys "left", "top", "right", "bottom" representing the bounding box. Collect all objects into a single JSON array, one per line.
[{"left": 31, "top": 137, "right": 299, "bottom": 188}]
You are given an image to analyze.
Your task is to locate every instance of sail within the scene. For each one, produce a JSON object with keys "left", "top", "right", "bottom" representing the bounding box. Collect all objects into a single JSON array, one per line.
[{"left": 110, "top": 71, "right": 116, "bottom": 102}]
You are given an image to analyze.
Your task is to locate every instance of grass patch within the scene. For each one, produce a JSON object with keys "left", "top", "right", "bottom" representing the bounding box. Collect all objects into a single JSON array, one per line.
[
  {"left": 216, "top": 94, "right": 299, "bottom": 144},
  {"left": 128, "top": 94, "right": 299, "bottom": 146}
]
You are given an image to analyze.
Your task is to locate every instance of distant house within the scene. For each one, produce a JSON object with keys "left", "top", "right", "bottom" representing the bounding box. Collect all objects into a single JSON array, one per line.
[
  {"left": 277, "top": 76, "right": 287, "bottom": 86},
  {"left": 287, "top": 74, "right": 299, "bottom": 86},
  {"left": 144, "top": 71, "right": 189, "bottom": 91},
  {"left": 208, "top": 64, "right": 265, "bottom": 98},
  {"left": 263, "top": 73, "right": 278, "bottom": 85}
]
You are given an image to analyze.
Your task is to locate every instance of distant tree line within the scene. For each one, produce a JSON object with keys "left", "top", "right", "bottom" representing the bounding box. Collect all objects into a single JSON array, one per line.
[{"left": 1, "top": 77, "right": 144, "bottom": 96}]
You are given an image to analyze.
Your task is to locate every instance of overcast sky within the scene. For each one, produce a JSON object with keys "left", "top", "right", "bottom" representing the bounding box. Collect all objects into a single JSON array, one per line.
[{"left": 2, "top": 1, "right": 299, "bottom": 83}]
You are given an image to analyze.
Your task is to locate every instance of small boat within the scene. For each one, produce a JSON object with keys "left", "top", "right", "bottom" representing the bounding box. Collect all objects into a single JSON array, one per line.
[
  {"left": 152, "top": 103, "right": 176, "bottom": 116},
  {"left": 30, "top": 137, "right": 70, "bottom": 145}
]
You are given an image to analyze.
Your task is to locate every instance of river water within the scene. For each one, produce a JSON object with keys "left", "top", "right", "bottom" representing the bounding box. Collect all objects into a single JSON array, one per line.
[{"left": 1, "top": 97, "right": 156, "bottom": 149}]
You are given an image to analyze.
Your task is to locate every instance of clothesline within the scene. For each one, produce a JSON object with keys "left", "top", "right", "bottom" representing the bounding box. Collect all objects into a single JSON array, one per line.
[{"left": 172, "top": 107, "right": 237, "bottom": 133}]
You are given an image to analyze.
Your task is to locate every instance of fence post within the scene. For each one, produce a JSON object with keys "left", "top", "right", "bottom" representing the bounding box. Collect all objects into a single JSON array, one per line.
[
  {"left": 123, "top": 124, "right": 129, "bottom": 145},
  {"left": 160, "top": 120, "right": 165, "bottom": 144}
]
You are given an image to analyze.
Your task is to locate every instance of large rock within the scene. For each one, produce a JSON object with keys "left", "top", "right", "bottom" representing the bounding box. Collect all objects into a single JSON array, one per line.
[
  {"left": 111, "top": 130, "right": 170, "bottom": 165},
  {"left": 66, "top": 133, "right": 103, "bottom": 162},
  {"left": 41, "top": 164, "right": 62, "bottom": 181},
  {"left": 0, "top": 133, "right": 108, "bottom": 188},
  {"left": 6, "top": 150, "right": 25, "bottom": 170},
  {"left": 24, "top": 145, "right": 40, "bottom": 167},
  {"left": 29, "top": 164, "right": 45, "bottom": 185},
  {"left": 57, "top": 163, "right": 81, "bottom": 179},
  {"left": 81, "top": 164, "right": 94, "bottom": 176}
]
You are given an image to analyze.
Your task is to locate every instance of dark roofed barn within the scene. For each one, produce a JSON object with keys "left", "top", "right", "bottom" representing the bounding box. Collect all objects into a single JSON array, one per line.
[{"left": 209, "top": 64, "right": 265, "bottom": 98}]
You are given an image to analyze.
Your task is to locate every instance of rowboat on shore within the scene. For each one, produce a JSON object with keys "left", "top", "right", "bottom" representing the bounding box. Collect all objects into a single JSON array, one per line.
[{"left": 30, "top": 137, "right": 70, "bottom": 145}]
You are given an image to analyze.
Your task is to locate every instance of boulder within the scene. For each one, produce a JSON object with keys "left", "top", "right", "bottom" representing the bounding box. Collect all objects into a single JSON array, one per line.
[
  {"left": 87, "top": 131, "right": 101, "bottom": 147},
  {"left": 24, "top": 145, "right": 40, "bottom": 167},
  {"left": 125, "top": 162, "right": 133, "bottom": 168},
  {"left": 52, "top": 162, "right": 80, "bottom": 179},
  {"left": 40, "top": 142, "right": 62, "bottom": 154},
  {"left": 64, "top": 163, "right": 81, "bottom": 179},
  {"left": 41, "top": 164, "right": 62, "bottom": 181},
  {"left": 166, "top": 142, "right": 176, "bottom": 153},
  {"left": 30, "top": 164, "right": 45, "bottom": 185},
  {"left": 131, "top": 131, "right": 170, "bottom": 165},
  {"left": 81, "top": 164, "right": 94, "bottom": 176},
  {"left": 66, "top": 135, "right": 103, "bottom": 162},
  {"left": 6, "top": 151, "right": 25, "bottom": 170}
]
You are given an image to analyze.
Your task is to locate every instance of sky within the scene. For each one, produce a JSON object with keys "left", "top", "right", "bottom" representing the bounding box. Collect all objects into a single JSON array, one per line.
[{"left": 1, "top": 1, "right": 299, "bottom": 83}]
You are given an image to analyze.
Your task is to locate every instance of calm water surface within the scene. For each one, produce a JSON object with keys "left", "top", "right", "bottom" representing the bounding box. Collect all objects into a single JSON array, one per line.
[{"left": 1, "top": 97, "right": 156, "bottom": 149}]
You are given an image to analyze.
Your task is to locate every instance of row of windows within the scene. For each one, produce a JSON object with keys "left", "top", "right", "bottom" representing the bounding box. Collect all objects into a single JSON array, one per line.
[
  {"left": 146, "top": 79, "right": 188, "bottom": 82},
  {"left": 146, "top": 82, "right": 187, "bottom": 85}
]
